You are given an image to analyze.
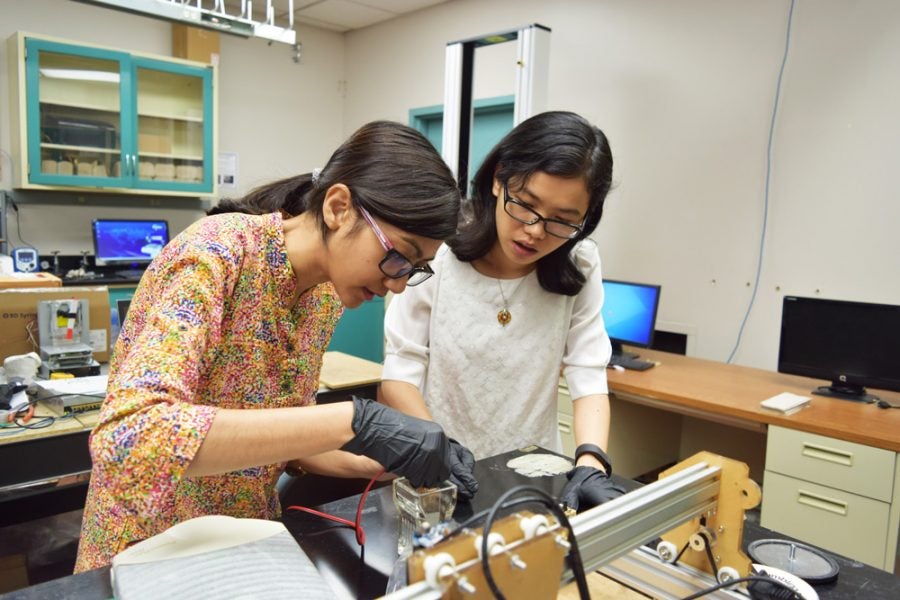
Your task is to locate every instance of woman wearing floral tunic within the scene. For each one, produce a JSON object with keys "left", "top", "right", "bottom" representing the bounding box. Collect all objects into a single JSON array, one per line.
[{"left": 76, "top": 121, "right": 464, "bottom": 571}]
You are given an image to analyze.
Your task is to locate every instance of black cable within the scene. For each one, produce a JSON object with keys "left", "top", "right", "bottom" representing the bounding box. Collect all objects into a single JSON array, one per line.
[
  {"left": 14, "top": 415, "right": 55, "bottom": 429},
  {"left": 478, "top": 485, "right": 589, "bottom": 600},
  {"left": 9, "top": 199, "right": 35, "bottom": 248},
  {"left": 680, "top": 575, "right": 801, "bottom": 600},
  {"left": 700, "top": 531, "right": 719, "bottom": 583},
  {"left": 4, "top": 392, "right": 105, "bottom": 429},
  {"left": 28, "top": 391, "right": 106, "bottom": 402},
  {"left": 450, "top": 495, "right": 550, "bottom": 535}
]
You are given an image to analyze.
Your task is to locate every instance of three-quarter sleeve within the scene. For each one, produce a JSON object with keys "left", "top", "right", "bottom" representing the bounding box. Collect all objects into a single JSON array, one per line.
[
  {"left": 562, "top": 242, "right": 612, "bottom": 400},
  {"left": 88, "top": 243, "right": 237, "bottom": 517},
  {"left": 382, "top": 249, "right": 444, "bottom": 390}
]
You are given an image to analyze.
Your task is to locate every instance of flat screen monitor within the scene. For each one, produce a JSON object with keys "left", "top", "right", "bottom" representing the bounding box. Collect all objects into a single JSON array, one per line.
[
  {"left": 92, "top": 219, "right": 169, "bottom": 267},
  {"left": 601, "top": 279, "right": 661, "bottom": 357},
  {"left": 778, "top": 295, "right": 900, "bottom": 402}
]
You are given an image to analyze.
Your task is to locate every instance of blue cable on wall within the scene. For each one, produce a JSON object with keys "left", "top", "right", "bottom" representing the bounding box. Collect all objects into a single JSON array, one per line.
[{"left": 727, "top": 0, "right": 796, "bottom": 364}]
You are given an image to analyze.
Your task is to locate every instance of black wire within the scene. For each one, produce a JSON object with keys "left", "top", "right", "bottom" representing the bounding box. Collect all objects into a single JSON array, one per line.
[
  {"left": 9, "top": 199, "right": 35, "bottom": 248},
  {"left": 14, "top": 415, "right": 55, "bottom": 429},
  {"left": 4, "top": 392, "right": 104, "bottom": 429},
  {"left": 29, "top": 391, "right": 106, "bottom": 402},
  {"left": 479, "top": 485, "right": 590, "bottom": 600},
  {"left": 700, "top": 531, "right": 719, "bottom": 583},
  {"left": 449, "top": 495, "right": 551, "bottom": 536},
  {"left": 680, "top": 575, "right": 801, "bottom": 600}
]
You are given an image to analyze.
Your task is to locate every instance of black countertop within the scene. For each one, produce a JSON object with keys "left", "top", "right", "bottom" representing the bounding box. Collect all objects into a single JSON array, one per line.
[
  {"left": 3, "top": 447, "right": 898, "bottom": 599},
  {"left": 280, "top": 447, "right": 900, "bottom": 600},
  {"left": 60, "top": 273, "right": 142, "bottom": 286}
]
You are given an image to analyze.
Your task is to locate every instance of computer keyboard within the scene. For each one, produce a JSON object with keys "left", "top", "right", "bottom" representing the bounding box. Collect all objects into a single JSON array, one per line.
[
  {"left": 115, "top": 269, "right": 146, "bottom": 280},
  {"left": 609, "top": 355, "right": 656, "bottom": 371}
]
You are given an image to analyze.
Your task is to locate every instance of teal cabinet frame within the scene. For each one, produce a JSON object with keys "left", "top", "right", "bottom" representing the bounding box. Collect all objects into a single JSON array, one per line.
[{"left": 15, "top": 34, "right": 215, "bottom": 194}]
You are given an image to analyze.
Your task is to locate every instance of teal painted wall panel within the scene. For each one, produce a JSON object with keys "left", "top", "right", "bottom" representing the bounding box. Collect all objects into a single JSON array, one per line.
[{"left": 327, "top": 296, "right": 385, "bottom": 363}]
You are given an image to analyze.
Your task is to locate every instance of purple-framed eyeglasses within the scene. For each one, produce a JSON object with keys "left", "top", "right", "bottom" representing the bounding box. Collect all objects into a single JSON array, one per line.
[{"left": 357, "top": 205, "right": 434, "bottom": 286}]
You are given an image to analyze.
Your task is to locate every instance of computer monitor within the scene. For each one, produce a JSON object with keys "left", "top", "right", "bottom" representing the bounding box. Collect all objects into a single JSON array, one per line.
[
  {"left": 778, "top": 295, "right": 900, "bottom": 402},
  {"left": 92, "top": 219, "right": 169, "bottom": 267},
  {"left": 601, "top": 279, "right": 661, "bottom": 358}
]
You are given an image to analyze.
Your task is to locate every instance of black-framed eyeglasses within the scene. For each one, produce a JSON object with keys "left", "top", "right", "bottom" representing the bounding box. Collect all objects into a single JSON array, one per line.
[
  {"left": 357, "top": 205, "right": 434, "bottom": 286},
  {"left": 503, "top": 184, "right": 584, "bottom": 240}
]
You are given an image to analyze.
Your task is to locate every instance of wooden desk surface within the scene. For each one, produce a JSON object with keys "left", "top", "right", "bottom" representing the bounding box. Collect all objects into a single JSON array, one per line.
[
  {"left": 0, "top": 409, "right": 92, "bottom": 446},
  {"left": 608, "top": 348, "right": 900, "bottom": 452},
  {"left": 0, "top": 352, "right": 383, "bottom": 447}
]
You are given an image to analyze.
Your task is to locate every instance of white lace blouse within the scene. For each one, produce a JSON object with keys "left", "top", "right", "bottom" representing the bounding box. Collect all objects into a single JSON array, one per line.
[{"left": 382, "top": 241, "right": 611, "bottom": 459}]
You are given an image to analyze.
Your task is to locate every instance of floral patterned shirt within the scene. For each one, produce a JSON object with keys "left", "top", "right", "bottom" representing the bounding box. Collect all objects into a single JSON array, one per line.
[{"left": 75, "top": 212, "right": 342, "bottom": 571}]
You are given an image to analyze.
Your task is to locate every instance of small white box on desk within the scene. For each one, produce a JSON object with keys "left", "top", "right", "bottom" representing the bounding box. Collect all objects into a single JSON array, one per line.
[{"left": 761, "top": 392, "right": 810, "bottom": 415}]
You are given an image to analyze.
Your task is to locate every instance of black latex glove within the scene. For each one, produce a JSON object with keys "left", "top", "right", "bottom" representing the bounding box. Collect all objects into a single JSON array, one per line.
[
  {"left": 447, "top": 439, "right": 479, "bottom": 501},
  {"left": 340, "top": 396, "right": 452, "bottom": 488},
  {"left": 559, "top": 465, "right": 626, "bottom": 512}
]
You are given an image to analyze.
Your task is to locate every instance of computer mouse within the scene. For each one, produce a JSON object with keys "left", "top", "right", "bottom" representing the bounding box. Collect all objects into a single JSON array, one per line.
[{"left": 610, "top": 364, "right": 625, "bottom": 372}]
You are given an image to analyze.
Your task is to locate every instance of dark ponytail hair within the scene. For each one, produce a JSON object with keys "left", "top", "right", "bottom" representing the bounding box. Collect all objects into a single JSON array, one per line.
[
  {"left": 449, "top": 111, "right": 613, "bottom": 296},
  {"left": 209, "top": 121, "right": 460, "bottom": 240}
]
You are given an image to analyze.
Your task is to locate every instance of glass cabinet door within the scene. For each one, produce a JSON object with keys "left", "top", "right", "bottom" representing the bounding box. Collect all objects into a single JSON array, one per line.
[
  {"left": 25, "top": 40, "right": 129, "bottom": 186},
  {"left": 132, "top": 59, "right": 213, "bottom": 192}
]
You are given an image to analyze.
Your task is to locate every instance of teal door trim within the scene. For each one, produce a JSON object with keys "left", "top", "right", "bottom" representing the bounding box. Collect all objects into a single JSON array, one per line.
[
  {"left": 130, "top": 57, "right": 214, "bottom": 193},
  {"left": 24, "top": 39, "right": 131, "bottom": 188},
  {"left": 410, "top": 95, "right": 515, "bottom": 192},
  {"left": 409, "top": 94, "right": 515, "bottom": 136}
]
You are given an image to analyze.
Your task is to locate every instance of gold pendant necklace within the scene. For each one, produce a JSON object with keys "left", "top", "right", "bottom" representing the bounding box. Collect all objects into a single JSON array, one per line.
[{"left": 497, "top": 279, "right": 512, "bottom": 326}]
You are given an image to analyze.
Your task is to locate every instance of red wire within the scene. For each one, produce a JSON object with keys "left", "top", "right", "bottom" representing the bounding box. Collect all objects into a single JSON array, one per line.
[{"left": 287, "top": 468, "right": 386, "bottom": 546}]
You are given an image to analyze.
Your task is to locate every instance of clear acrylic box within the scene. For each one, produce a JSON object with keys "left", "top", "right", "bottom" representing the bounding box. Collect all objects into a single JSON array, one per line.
[{"left": 391, "top": 477, "right": 457, "bottom": 557}]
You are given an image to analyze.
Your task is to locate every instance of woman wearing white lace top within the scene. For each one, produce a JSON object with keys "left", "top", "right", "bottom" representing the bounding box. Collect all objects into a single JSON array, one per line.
[{"left": 379, "top": 111, "right": 624, "bottom": 511}]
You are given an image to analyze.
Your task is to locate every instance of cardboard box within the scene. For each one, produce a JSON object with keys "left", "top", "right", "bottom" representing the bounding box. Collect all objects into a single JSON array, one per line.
[
  {"left": 138, "top": 132, "right": 172, "bottom": 155},
  {"left": 0, "top": 286, "right": 111, "bottom": 362},
  {"left": 0, "top": 273, "right": 62, "bottom": 289},
  {"left": 172, "top": 24, "right": 220, "bottom": 63}
]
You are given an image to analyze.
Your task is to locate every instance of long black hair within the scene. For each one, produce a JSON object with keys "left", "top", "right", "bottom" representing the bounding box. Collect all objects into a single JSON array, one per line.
[
  {"left": 449, "top": 111, "right": 613, "bottom": 295},
  {"left": 209, "top": 121, "right": 460, "bottom": 240}
]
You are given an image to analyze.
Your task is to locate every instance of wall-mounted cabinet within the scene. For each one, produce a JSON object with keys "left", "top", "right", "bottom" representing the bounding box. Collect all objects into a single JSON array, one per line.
[{"left": 6, "top": 32, "right": 216, "bottom": 196}]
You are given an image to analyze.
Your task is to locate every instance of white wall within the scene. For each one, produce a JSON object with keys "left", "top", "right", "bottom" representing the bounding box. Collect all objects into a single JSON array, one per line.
[
  {"left": 1, "top": 0, "right": 898, "bottom": 372},
  {"left": 342, "top": 0, "right": 900, "bottom": 371},
  {"left": 0, "top": 0, "right": 345, "bottom": 253}
]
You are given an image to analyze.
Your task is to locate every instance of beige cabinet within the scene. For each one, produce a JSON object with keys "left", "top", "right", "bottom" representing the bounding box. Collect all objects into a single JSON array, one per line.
[{"left": 762, "top": 425, "right": 900, "bottom": 571}]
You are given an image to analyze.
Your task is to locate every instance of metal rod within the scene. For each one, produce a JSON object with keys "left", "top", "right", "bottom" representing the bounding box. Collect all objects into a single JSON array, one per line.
[
  {"left": 385, "top": 462, "right": 723, "bottom": 598},
  {"left": 563, "top": 462, "right": 720, "bottom": 579},
  {"left": 602, "top": 546, "right": 746, "bottom": 599}
]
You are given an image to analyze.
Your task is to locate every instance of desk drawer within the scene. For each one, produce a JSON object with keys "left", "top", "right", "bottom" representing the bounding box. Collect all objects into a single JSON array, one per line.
[
  {"left": 761, "top": 470, "right": 889, "bottom": 569},
  {"left": 766, "top": 426, "right": 895, "bottom": 502}
]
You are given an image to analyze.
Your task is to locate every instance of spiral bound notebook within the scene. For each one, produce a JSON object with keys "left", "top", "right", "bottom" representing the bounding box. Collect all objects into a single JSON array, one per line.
[{"left": 111, "top": 516, "right": 335, "bottom": 600}]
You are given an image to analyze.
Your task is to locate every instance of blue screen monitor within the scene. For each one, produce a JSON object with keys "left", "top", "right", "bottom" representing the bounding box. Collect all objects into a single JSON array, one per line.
[
  {"left": 601, "top": 279, "right": 661, "bottom": 357},
  {"left": 92, "top": 219, "right": 169, "bottom": 267}
]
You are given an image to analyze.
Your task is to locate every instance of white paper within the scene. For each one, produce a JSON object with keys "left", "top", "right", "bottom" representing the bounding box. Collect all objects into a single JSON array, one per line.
[
  {"left": 217, "top": 152, "right": 237, "bottom": 189},
  {"left": 37, "top": 374, "right": 108, "bottom": 395},
  {"left": 761, "top": 391, "right": 810, "bottom": 413}
]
